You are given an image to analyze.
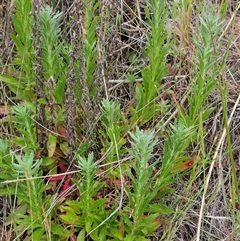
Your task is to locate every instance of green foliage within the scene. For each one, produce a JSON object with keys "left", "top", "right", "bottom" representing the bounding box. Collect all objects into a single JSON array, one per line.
[
  {"left": 6, "top": 151, "right": 52, "bottom": 240},
  {"left": 0, "top": 71, "right": 35, "bottom": 105},
  {"left": 0, "top": 0, "right": 35, "bottom": 105},
  {"left": 11, "top": 0, "right": 35, "bottom": 83},
  {"left": 11, "top": 104, "right": 38, "bottom": 150},
  {"left": 129, "top": 0, "right": 171, "bottom": 126},
  {"left": 39, "top": 5, "right": 68, "bottom": 104},
  {"left": 156, "top": 120, "right": 197, "bottom": 190},
  {"left": 218, "top": 0, "right": 229, "bottom": 17},
  {"left": 182, "top": 12, "right": 223, "bottom": 126},
  {"left": 99, "top": 99, "right": 128, "bottom": 166},
  {"left": 12, "top": 152, "right": 43, "bottom": 203},
  {"left": 83, "top": 0, "right": 99, "bottom": 98},
  {"left": 60, "top": 153, "right": 107, "bottom": 240},
  {"left": 1, "top": 150, "right": 69, "bottom": 241},
  {"left": 123, "top": 128, "right": 168, "bottom": 238},
  {"left": 0, "top": 140, "right": 16, "bottom": 196},
  {"left": 39, "top": 6, "right": 62, "bottom": 78}
]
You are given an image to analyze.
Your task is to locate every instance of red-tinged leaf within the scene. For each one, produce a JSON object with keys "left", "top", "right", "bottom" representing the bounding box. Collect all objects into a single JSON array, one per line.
[
  {"left": 63, "top": 177, "right": 71, "bottom": 192},
  {"left": 35, "top": 150, "right": 42, "bottom": 159},
  {"left": 105, "top": 196, "right": 112, "bottom": 211},
  {"left": 167, "top": 64, "right": 178, "bottom": 76},
  {"left": 59, "top": 162, "right": 68, "bottom": 172},
  {"left": 3, "top": 67, "right": 9, "bottom": 73},
  {"left": 57, "top": 125, "right": 66, "bottom": 137},
  {"left": 47, "top": 173, "right": 66, "bottom": 181},
  {"left": 236, "top": 202, "right": 240, "bottom": 210},
  {"left": 96, "top": 168, "right": 105, "bottom": 176},
  {"left": 112, "top": 179, "right": 132, "bottom": 188},
  {"left": 0, "top": 105, "right": 12, "bottom": 115},
  {"left": 153, "top": 218, "right": 165, "bottom": 226},
  {"left": 172, "top": 156, "right": 198, "bottom": 173},
  {"left": 118, "top": 217, "right": 125, "bottom": 237},
  {"left": 226, "top": 228, "right": 232, "bottom": 241},
  {"left": 141, "top": 215, "right": 165, "bottom": 226},
  {"left": 69, "top": 235, "right": 77, "bottom": 241},
  {"left": 161, "top": 90, "right": 174, "bottom": 101}
]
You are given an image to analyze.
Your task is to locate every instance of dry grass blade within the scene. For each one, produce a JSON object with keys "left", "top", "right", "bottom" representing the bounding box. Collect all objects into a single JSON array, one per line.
[{"left": 196, "top": 92, "right": 240, "bottom": 241}]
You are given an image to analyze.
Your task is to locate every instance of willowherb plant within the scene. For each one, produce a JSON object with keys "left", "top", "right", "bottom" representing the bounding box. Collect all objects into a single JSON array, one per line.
[
  {"left": 0, "top": 140, "right": 16, "bottom": 195},
  {"left": 11, "top": 104, "right": 38, "bottom": 151},
  {"left": 156, "top": 119, "right": 197, "bottom": 190},
  {"left": 39, "top": 5, "right": 68, "bottom": 104},
  {"left": 2, "top": 0, "right": 234, "bottom": 240},
  {"left": 176, "top": 9, "right": 225, "bottom": 160},
  {"left": 0, "top": 0, "right": 35, "bottom": 105},
  {"left": 1, "top": 149, "right": 71, "bottom": 240},
  {"left": 123, "top": 127, "right": 162, "bottom": 240},
  {"left": 11, "top": 0, "right": 35, "bottom": 84},
  {"left": 99, "top": 99, "right": 128, "bottom": 166},
  {"left": 129, "top": 0, "right": 171, "bottom": 126},
  {"left": 7, "top": 152, "right": 48, "bottom": 240},
  {"left": 83, "top": 0, "right": 99, "bottom": 99},
  {"left": 183, "top": 11, "right": 223, "bottom": 127},
  {"left": 123, "top": 123, "right": 197, "bottom": 240},
  {"left": 59, "top": 153, "right": 108, "bottom": 240},
  {"left": 38, "top": 6, "right": 71, "bottom": 158}
]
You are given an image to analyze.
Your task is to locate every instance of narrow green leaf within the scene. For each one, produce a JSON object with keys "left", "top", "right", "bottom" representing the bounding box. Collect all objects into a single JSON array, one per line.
[
  {"left": 0, "top": 74, "right": 25, "bottom": 90},
  {"left": 145, "top": 203, "right": 172, "bottom": 214},
  {"left": 77, "top": 229, "right": 86, "bottom": 241},
  {"left": 47, "top": 134, "right": 57, "bottom": 158},
  {"left": 51, "top": 223, "right": 71, "bottom": 237}
]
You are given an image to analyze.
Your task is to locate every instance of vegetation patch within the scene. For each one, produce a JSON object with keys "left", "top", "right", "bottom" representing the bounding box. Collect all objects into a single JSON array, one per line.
[{"left": 0, "top": 0, "right": 240, "bottom": 240}]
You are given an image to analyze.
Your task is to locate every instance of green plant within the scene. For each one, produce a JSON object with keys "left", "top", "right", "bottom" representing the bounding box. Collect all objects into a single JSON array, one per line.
[
  {"left": 11, "top": 104, "right": 38, "bottom": 151},
  {"left": 218, "top": 0, "right": 229, "bottom": 17},
  {"left": 1, "top": 147, "right": 72, "bottom": 241},
  {"left": 83, "top": 0, "right": 99, "bottom": 99},
  {"left": 59, "top": 153, "right": 108, "bottom": 241},
  {"left": 59, "top": 123, "right": 197, "bottom": 240},
  {"left": 177, "top": 10, "right": 224, "bottom": 160},
  {"left": 122, "top": 128, "right": 167, "bottom": 241},
  {"left": 38, "top": 5, "right": 71, "bottom": 157},
  {"left": 11, "top": 0, "right": 35, "bottom": 85},
  {"left": 156, "top": 120, "right": 197, "bottom": 189},
  {"left": 3, "top": 151, "right": 52, "bottom": 240},
  {"left": 0, "top": 0, "right": 35, "bottom": 105},
  {"left": 99, "top": 99, "right": 128, "bottom": 167},
  {"left": 129, "top": 0, "right": 171, "bottom": 126},
  {"left": 186, "top": 13, "right": 223, "bottom": 124},
  {"left": 0, "top": 140, "right": 16, "bottom": 195},
  {"left": 39, "top": 5, "right": 68, "bottom": 104},
  {"left": 122, "top": 122, "right": 197, "bottom": 240}
]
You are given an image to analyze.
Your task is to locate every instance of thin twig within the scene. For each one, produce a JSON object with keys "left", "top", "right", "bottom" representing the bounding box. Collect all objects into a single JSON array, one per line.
[{"left": 108, "top": 75, "right": 186, "bottom": 83}]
